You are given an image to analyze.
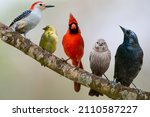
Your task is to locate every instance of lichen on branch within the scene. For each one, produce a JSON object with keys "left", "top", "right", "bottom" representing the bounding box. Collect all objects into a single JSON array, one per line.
[{"left": 0, "top": 22, "right": 149, "bottom": 100}]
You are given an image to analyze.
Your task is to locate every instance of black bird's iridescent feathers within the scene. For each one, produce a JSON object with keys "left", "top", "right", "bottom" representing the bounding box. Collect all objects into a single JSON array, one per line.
[{"left": 114, "top": 26, "right": 143, "bottom": 86}]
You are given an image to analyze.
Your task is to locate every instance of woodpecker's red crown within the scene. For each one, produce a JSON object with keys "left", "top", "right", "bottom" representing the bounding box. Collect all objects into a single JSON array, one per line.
[
  {"left": 30, "top": 1, "right": 44, "bottom": 10},
  {"left": 30, "top": 1, "right": 55, "bottom": 10}
]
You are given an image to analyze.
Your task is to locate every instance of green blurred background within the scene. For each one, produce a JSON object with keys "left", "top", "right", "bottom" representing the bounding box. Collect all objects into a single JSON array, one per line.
[{"left": 0, "top": 0, "right": 149, "bottom": 99}]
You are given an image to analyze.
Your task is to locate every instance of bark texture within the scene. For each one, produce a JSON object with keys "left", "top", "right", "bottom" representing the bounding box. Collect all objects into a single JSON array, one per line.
[{"left": 0, "top": 22, "right": 149, "bottom": 100}]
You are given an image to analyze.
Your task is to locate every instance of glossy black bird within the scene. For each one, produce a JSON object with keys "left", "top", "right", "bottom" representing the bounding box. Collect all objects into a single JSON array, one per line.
[{"left": 114, "top": 26, "right": 143, "bottom": 87}]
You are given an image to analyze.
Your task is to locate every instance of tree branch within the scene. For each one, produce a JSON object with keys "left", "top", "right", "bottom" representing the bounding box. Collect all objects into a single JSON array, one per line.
[{"left": 0, "top": 22, "right": 149, "bottom": 100}]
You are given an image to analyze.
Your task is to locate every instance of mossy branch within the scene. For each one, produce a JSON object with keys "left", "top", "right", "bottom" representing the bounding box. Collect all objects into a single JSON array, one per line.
[{"left": 0, "top": 22, "right": 149, "bottom": 100}]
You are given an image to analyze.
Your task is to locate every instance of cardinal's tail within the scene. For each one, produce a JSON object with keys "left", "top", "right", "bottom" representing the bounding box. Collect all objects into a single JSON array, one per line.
[
  {"left": 74, "top": 82, "right": 81, "bottom": 92},
  {"left": 72, "top": 60, "right": 83, "bottom": 92}
]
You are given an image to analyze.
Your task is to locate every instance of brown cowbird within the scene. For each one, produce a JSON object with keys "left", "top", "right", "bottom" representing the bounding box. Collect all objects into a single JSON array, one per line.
[
  {"left": 89, "top": 39, "right": 111, "bottom": 97},
  {"left": 114, "top": 26, "right": 143, "bottom": 87}
]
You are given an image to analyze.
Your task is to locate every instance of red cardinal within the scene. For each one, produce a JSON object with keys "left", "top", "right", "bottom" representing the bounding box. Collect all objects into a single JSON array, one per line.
[{"left": 62, "top": 13, "right": 84, "bottom": 92}]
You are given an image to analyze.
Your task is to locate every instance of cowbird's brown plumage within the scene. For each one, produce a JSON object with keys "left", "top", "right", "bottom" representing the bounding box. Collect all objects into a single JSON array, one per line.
[{"left": 89, "top": 39, "right": 111, "bottom": 97}]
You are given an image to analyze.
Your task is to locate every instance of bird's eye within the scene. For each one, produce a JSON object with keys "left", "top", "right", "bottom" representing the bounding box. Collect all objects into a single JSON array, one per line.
[{"left": 39, "top": 4, "right": 43, "bottom": 6}]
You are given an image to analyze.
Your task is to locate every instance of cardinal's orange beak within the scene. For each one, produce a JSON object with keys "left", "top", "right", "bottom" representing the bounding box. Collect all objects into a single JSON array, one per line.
[{"left": 71, "top": 24, "right": 77, "bottom": 30}]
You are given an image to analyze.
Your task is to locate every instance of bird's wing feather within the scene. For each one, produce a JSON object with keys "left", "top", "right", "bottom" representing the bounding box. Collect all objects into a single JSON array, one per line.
[
  {"left": 89, "top": 51, "right": 93, "bottom": 63},
  {"left": 138, "top": 48, "right": 144, "bottom": 70},
  {"left": 9, "top": 10, "right": 32, "bottom": 27},
  {"left": 15, "top": 20, "right": 28, "bottom": 31},
  {"left": 39, "top": 34, "right": 46, "bottom": 48},
  {"left": 114, "top": 45, "right": 124, "bottom": 78}
]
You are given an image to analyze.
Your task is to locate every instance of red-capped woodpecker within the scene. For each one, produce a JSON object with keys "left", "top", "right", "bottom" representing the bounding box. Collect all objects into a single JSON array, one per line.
[{"left": 9, "top": 1, "right": 55, "bottom": 37}]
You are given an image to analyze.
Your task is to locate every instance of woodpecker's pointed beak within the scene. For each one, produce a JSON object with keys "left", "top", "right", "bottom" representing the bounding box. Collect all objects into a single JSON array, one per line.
[
  {"left": 45, "top": 5, "right": 55, "bottom": 8},
  {"left": 119, "top": 25, "right": 126, "bottom": 33}
]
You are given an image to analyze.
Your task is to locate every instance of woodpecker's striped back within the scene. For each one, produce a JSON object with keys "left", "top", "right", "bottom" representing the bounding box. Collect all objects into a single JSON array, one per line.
[{"left": 9, "top": 10, "right": 31, "bottom": 27}]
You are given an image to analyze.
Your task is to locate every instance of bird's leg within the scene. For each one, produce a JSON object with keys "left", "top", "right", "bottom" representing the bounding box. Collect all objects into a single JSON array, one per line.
[
  {"left": 132, "top": 82, "right": 143, "bottom": 95},
  {"left": 103, "top": 74, "right": 110, "bottom": 82},
  {"left": 103, "top": 74, "right": 110, "bottom": 85},
  {"left": 73, "top": 61, "right": 81, "bottom": 71},
  {"left": 61, "top": 58, "right": 70, "bottom": 63},
  {"left": 132, "top": 82, "right": 137, "bottom": 89},
  {"left": 65, "top": 58, "right": 70, "bottom": 61},
  {"left": 77, "top": 61, "right": 80, "bottom": 68},
  {"left": 111, "top": 78, "right": 117, "bottom": 88}
]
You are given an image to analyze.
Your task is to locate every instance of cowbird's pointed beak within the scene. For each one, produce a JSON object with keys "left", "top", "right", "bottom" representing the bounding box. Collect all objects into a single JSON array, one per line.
[
  {"left": 45, "top": 5, "right": 55, "bottom": 8},
  {"left": 119, "top": 25, "right": 126, "bottom": 33}
]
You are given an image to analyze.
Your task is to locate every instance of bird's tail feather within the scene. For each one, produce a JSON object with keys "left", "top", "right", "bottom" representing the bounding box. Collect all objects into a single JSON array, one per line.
[
  {"left": 89, "top": 89, "right": 103, "bottom": 97},
  {"left": 89, "top": 74, "right": 103, "bottom": 97},
  {"left": 74, "top": 82, "right": 81, "bottom": 92},
  {"left": 72, "top": 60, "right": 83, "bottom": 92}
]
